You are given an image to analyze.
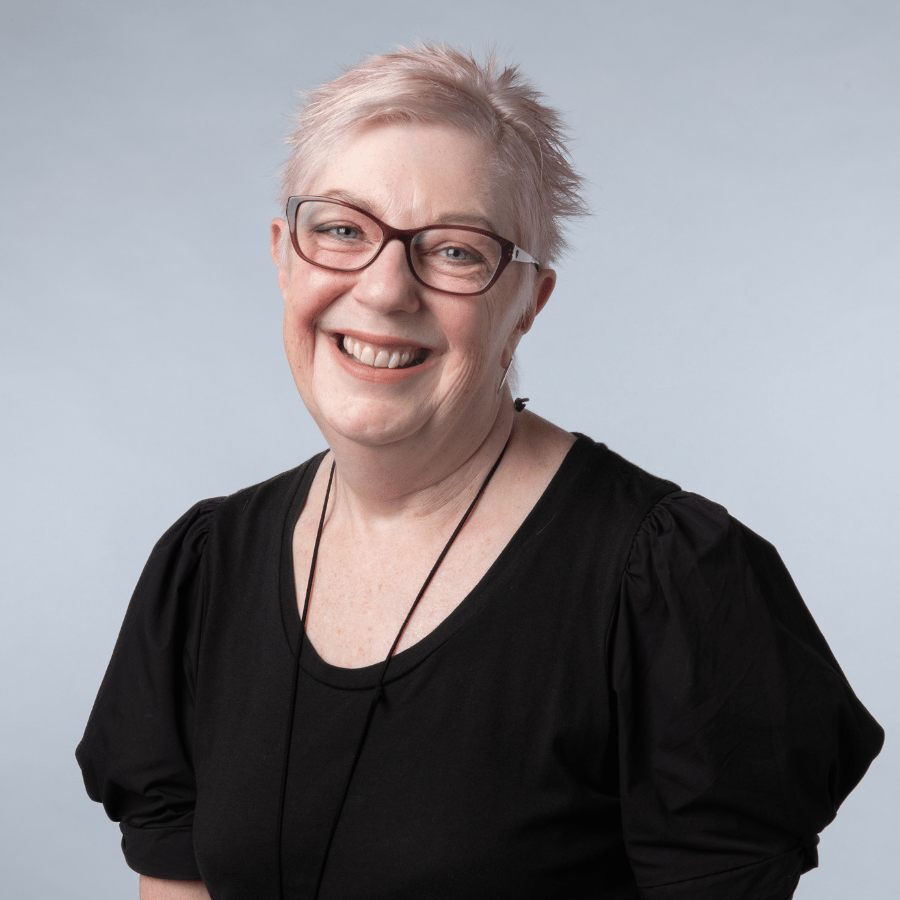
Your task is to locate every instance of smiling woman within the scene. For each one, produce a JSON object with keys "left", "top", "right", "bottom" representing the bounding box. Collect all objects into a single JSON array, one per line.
[{"left": 75, "top": 44, "right": 883, "bottom": 900}]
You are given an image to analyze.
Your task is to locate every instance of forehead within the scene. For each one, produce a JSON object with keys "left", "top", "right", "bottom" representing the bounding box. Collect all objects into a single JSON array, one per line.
[{"left": 307, "top": 123, "right": 511, "bottom": 234}]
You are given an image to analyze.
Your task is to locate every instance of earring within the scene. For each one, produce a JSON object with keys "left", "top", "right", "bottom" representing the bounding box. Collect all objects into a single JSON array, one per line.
[{"left": 497, "top": 359, "right": 512, "bottom": 394}]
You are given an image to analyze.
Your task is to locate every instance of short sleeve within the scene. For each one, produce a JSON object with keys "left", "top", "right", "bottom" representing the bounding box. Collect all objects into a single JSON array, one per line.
[
  {"left": 610, "top": 492, "right": 884, "bottom": 900},
  {"left": 76, "top": 498, "right": 221, "bottom": 879}
]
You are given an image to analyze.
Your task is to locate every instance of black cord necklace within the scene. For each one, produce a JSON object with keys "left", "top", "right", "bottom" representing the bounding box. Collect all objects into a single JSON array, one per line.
[{"left": 278, "top": 434, "right": 512, "bottom": 899}]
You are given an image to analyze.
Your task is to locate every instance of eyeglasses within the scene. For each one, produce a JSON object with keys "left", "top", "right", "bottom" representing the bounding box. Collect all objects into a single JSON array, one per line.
[{"left": 285, "top": 196, "right": 540, "bottom": 297}]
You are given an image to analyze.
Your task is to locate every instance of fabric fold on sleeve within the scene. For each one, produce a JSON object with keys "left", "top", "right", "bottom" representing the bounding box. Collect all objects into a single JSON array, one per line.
[
  {"left": 76, "top": 498, "right": 222, "bottom": 879},
  {"left": 609, "top": 491, "right": 884, "bottom": 899}
]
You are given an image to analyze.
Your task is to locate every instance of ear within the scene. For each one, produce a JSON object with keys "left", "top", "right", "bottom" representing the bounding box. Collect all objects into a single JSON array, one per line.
[
  {"left": 519, "top": 267, "right": 557, "bottom": 335},
  {"left": 502, "top": 267, "right": 557, "bottom": 366},
  {"left": 270, "top": 218, "right": 291, "bottom": 294}
]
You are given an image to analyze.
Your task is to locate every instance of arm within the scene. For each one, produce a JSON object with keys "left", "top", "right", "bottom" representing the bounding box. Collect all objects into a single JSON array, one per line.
[
  {"left": 611, "top": 492, "right": 883, "bottom": 899},
  {"left": 139, "top": 876, "right": 211, "bottom": 900},
  {"left": 77, "top": 501, "right": 224, "bottom": 886}
]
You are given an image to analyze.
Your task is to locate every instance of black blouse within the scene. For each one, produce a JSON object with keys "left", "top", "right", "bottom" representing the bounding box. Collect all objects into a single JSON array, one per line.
[{"left": 76, "top": 435, "right": 883, "bottom": 899}]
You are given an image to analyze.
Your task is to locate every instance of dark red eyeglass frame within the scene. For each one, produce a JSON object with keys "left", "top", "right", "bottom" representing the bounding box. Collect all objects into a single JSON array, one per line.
[{"left": 285, "top": 195, "right": 540, "bottom": 297}]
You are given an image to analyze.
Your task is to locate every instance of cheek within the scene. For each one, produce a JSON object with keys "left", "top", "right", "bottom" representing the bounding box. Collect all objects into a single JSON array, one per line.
[
  {"left": 281, "top": 272, "right": 337, "bottom": 379},
  {"left": 282, "top": 307, "right": 313, "bottom": 395},
  {"left": 282, "top": 268, "right": 343, "bottom": 336},
  {"left": 472, "top": 282, "right": 527, "bottom": 357},
  {"left": 438, "top": 300, "right": 512, "bottom": 388},
  {"left": 281, "top": 294, "right": 312, "bottom": 365}
]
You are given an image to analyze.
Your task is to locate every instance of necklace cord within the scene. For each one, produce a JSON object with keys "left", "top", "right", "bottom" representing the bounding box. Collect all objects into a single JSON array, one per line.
[
  {"left": 276, "top": 459, "right": 335, "bottom": 899},
  {"left": 381, "top": 437, "right": 511, "bottom": 670},
  {"left": 297, "top": 437, "right": 512, "bottom": 899}
]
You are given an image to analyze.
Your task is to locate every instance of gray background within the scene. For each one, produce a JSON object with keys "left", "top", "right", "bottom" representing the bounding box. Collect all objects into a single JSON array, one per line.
[{"left": 2, "top": 1, "right": 897, "bottom": 896}]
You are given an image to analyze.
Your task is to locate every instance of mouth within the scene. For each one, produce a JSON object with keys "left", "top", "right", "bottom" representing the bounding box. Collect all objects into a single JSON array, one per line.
[{"left": 338, "top": 334, "right": 429, "bottom": 370}]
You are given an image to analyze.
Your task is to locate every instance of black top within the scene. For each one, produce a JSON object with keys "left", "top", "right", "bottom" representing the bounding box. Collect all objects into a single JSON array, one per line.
[{"left": 76, "top": 435, "right": 884, "bottom": 900}]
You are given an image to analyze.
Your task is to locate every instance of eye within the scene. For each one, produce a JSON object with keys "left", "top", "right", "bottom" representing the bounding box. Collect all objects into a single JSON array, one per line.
[
  {"left": 438, "top": 245, "right": 478, "bottom": 262},
  {"left": 412, "top": 228, "right": 499, "bottom": 282},
  {"left": 314, "top": 223, "right": 362, "bottom": 241},
  {"left": 424, "top": 241, "right": 487, "bottom": 266}
]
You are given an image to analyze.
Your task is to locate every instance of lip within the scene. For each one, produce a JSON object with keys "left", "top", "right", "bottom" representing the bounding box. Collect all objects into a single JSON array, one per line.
[{"left": 325, "top": 329, "right": 437, "bottom": 383}]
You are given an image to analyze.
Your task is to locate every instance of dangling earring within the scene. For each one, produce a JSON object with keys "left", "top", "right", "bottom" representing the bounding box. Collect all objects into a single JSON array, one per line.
[{"left": 497, "top": 359, "right": 512, "bottom": 393}]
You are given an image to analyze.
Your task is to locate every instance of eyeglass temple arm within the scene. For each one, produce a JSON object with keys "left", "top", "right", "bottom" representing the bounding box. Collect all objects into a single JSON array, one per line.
[{"left": 512, "top": 245, "right": 541, "bottom": 270}]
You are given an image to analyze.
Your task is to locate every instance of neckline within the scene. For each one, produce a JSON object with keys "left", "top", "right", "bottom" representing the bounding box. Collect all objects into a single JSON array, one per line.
[{"left": 278, "top": 433, "right": 596, "bottom": 690}]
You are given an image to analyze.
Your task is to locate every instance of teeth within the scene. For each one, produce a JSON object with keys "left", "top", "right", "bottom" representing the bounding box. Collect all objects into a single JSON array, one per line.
[{"left": 342, "top": 336, "right": 424, "bottom": 369}]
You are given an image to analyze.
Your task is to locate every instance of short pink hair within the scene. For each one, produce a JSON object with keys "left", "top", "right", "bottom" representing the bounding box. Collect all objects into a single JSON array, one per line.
[{"left": 278, "top": 44, "right": 587, "bottom": 265}]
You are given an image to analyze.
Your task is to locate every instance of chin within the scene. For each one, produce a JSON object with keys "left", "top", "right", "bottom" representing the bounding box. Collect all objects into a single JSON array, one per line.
[{"left": 317, "top": 402, "right": 431, "bottom": 449}]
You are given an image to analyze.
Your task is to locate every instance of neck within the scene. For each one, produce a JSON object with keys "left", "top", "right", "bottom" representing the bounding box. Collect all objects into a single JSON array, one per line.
[{"left": 321, "top": 394, "right": 516, "bottom": 527}]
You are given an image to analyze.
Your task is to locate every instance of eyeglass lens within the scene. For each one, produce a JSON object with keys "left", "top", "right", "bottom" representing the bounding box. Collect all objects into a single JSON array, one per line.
[{"left": 293, "top": 200, "right": 504, "bottom": 293}]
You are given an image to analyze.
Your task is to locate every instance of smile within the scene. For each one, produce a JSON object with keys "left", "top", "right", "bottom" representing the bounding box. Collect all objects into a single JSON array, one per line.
[{"left": 339, "top": 335, "right": 429, "bottom": 369}]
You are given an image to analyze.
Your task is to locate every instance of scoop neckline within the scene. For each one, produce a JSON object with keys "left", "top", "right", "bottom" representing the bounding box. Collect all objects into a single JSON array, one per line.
[{"left": 278, "top": 433, "right": 597, "bottom": 690}]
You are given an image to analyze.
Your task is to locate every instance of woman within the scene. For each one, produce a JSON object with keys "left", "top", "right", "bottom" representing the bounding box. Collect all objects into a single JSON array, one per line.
[{"left": 77, "top": 45, "right": 883, "bottom": 900}]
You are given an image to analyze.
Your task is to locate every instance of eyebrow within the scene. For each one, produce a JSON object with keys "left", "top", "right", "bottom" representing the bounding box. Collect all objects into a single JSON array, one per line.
[{"left": 316, "top": 189, "right": 501, "bottom": 234}]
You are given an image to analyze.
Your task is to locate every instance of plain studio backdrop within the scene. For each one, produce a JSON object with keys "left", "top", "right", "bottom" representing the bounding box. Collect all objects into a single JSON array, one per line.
[{"left": 1, "top": 1, "right": 897, "bottom": 896}]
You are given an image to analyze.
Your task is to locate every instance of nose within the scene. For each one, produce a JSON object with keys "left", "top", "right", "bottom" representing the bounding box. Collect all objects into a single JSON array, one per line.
[{"left": 350, "top": 237, "right": 420, "bottom": 313}]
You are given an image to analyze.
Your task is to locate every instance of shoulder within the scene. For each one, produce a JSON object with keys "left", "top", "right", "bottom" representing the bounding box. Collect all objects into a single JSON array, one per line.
[
  {"left": 125, "top": 453, "right": 326, "bottom": 628},
  {"left": 550, "top": 436, "right": 782, "bottom": 596},
  {"left": 621, "top": 487, "right": 801, "bottom": 625},
  {"left": 221, "top": 453, "right": 325, "bottom": 512},
  {"left": 569, "top": 433, "right": 680, "bottom": 499},
  {"left": 551, "top": 435, "right": 682, "bottom": 554},
  {"left": 168, "top": 452, "right": 327, "bottom": 547},
  {"left": 626, "top": 489, "right": 734, "bottom": 571}
]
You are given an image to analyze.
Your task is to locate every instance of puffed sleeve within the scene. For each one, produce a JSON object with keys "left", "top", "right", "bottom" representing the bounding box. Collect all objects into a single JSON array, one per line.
[
  {"left": 76, "top": 498, "right": 221, "bottom": 879},
  {"left": 610, "top": 492, "right": 884, "bottom": 900}
]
